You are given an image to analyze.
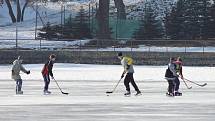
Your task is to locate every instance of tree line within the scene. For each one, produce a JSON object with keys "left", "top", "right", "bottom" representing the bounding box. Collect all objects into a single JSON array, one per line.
[
  {"left": 2, "top": 0, "right": 215, "bottom": 40},
  {"left": 135, "top": 0, "right": 215, "bottom": 40}
]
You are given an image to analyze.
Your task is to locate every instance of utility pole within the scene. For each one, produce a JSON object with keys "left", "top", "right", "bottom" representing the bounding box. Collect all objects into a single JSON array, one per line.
[
  {"left": 60, "top": 2, "right": 64, "bottom": 39},
  {"left": 35, "top": 0, "right": 38, "bottom": 40},
  {"left": 16, "top": 0, "right": 18, "bottom": 50},
  {"left": 116, "top": 11, "right": 118, "bottom": 40},
  {"left": 89, "top": 3, "right": 91, "bottom": 34}
]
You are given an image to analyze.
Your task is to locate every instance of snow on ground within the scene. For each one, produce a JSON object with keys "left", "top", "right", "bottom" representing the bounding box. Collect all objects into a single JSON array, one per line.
[
  {"left": 91, "top": 46, "right": 215, "bottom": 52},
  {"left": 0, "top": 63, "right": 214, "bottom": 121},
  {"left": 0, "top": 38, "right": 214, "bottom": 52},
  {"left": 0, "top": 1, "right": 83, "bottom": 39},
  {"left": 1, "top": 0, "right": 214, "bottom": 52},
  {"left": 0, "top": 1, "right": 94, "bottom": 50},
  {"left": 0, "top": 39, "right": 90, "bottom": 49}
]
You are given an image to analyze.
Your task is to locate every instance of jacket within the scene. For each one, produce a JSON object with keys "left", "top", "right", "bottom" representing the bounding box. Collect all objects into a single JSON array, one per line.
[
  {"left": 165, "top": 62, "right": 177, "bottom": 80},
  {"left": 11, "top": 59, "right": 28, "bottom": 80},
  {"left": 121, "top": 56, "right": 134, "bottom": 73},
  {"left": 41, "top": 60, "right": 54, "bottom": 77},
  {"left": 174, "top": 60, "right": 183, "bottom": 75}
]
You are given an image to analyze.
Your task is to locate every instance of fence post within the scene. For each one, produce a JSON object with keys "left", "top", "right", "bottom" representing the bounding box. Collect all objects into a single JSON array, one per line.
[
  {"left": 88, "top": 3, "right": 91, "bottom": 33},
  {"left": 79, "top": 40, "right": 82, "bottom": 63},
  {"left": 131, "top": 39, "right": 133, "bottom": 53},
  {"left": 202, "top": 40, "right": 205, "bottom": 54},
  {"left": 96, "top": 39, "right": 99, "bottom": 64},
  {"left": 202, "top": 40, "right": 205, "bottom": 65},
  {"left": 40, "top": 39, "right": 41, "bottom": 51}
]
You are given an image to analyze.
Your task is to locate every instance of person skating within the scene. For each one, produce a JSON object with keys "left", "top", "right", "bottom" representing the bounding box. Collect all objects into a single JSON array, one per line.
[
  {"left": 174, "top": 57, "right": 183, "bottom": 96},
  {"left": 165, "top": 57, "right": 178, "bottom": 97},
  {"left": 117, "top": 52, "right": 141, "bottom": 96},
  {"left": 11, "top": 56, "right": 30, "bottom": 94},
  {"left": 41, "top": 54, "right": 56, "bottom": 95}
]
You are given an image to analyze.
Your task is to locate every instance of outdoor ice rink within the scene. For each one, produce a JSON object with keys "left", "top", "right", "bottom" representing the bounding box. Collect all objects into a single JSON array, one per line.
[{"left": 0, "top": 64, "right": 214, "bottom": 121}]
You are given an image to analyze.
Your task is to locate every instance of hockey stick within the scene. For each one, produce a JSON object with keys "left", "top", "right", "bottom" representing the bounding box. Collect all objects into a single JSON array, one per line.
[
  {"left": 180, "top": 77, "right": 192, "bottom": 89},
  {"left": 106, "top": 77, "right": 123, "bottom": 94},
  {"left": 53, "top": 78, "right": 69, "bottom": 95},
  {"left": 183, "top": 78, "right": 207, "bottom": 87}
]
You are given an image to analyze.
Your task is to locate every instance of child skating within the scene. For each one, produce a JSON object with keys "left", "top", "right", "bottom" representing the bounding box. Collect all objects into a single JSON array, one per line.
[
  {"left": 11, "top": 56, "right": 30, "bottom": 94},
  {"left": 41, "top": 54, "right": 56, "bottom": 95}
]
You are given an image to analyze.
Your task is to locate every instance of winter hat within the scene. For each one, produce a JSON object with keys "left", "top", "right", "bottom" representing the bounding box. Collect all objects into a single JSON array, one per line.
[
  {"left": 170, "top": 57, "right": 175, "bottom": 62},
  {"left": 118, "top": 52, "right": 123, "bottom": 57},
  {"left": 50, "top": 54, "right": 56, "bottom": 59},
  {"left": 171, "top": 57, "right": 175, "bottom": 61}
]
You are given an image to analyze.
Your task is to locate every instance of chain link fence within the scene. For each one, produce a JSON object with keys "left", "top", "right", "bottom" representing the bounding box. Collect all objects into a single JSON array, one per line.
[{"left": 0, "top": 39, "right": 215, "bottom": 53}]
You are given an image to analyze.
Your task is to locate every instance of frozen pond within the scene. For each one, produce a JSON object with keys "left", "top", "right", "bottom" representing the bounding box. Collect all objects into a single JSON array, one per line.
[{"left": 0, "top": 64, "right": 214, "bottom": 121}]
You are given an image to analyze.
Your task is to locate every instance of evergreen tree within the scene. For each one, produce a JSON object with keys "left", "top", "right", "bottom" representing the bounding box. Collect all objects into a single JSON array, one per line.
[
  {"left": 165, "top": 0, "right": 212, "bottom": 40},
  {"left": 96, "top": 0, "right": 111, "bottom": 39},
  {"left": 66, "top": 6, "right": 92, "bottom": 39},
  {"left": 133, "top": 3, "right": 163, "bottom": 40},
  {"left": 184, "top": 0, "right": 211, "bottom": 39},
  {"left": 207, "top": 0, "right": 215, "bottom": 38},
  {"left": 38, "top": 6, "right": 92, "bottom": 39},
  {"left": 38, "top": 22, "right": 60, "bottom": 39},
  {"left": 165, "top": 0, "right": 186, "bottom": 39}
]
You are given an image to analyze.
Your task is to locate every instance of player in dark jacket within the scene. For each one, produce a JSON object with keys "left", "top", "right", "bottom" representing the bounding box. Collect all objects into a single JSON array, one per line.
[
  {"left": 165, "top": 57, "right": 178, "bottom": 96},
  {"left": 42, "top": 54, "right": 56, "bottom": 95}
]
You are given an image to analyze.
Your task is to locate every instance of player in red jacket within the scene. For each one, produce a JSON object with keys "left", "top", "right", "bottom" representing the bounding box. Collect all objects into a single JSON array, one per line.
[
  {"left": 174, "top": 57, "right": 183, "bottom": 96},
  {"left": 42, "top": 54, "right": 56, "bottom": 95}
]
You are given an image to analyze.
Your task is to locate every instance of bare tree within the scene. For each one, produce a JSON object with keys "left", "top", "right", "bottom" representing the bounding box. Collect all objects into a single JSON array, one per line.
[
  {"left": 5, "top": 0, "right": 16, "bottom": 23},
  {"left": 21, "top": 0, "right": 30, "bottom": 21},
  {"left": 0, "top": 0, "right": 3, "bottom": 5},
  {"left": 4, "top": 0, "right": 31, "bottom": 23},
  {"left": 114, "top": 0, "right": 126, "bottom": 19},
  {"left": 17, "top": 0, "right": 21, "bottom": 22}
]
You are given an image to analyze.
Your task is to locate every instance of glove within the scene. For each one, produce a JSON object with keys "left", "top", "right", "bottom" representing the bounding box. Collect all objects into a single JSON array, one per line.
[
  {"left": 12, "top": 70, "right": 15, "bottom": 75},
  {"left": 126, "top": 65, "right": 130, "bottom": 70},
  {"left": 26, "top": 70, "right": 30, "bottom": 74},
  {"left": 51, "top": 76, "right": 54, "bottom": 79},
  {"left": 121, "top": 74, "right": 124, "bottom": 79}
]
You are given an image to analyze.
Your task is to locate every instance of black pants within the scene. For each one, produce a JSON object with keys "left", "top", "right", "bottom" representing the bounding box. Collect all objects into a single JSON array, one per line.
[
  {"left": 174, "top": 77, "right": 180, "bottom": 92},
  {"left": 43, "top": 75, "right": 50, "bottom": 91},
  {"left": 124, "top": 73, "right": 140, "bottom": 92},
  {"left": 167, "top": 79, "right": 174, "bottom": 93}
]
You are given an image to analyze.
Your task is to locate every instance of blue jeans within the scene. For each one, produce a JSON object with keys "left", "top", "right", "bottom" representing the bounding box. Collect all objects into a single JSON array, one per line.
[
  {"left": 15, "top": 79, "right": 22, "bottom": 93},
  {"left": 43, "top": 75, "right": 50, "bottom": 91}
]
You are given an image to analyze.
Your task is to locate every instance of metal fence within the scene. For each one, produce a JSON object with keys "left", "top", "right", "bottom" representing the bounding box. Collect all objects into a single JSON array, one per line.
[
  {"left": 1, "top": 39, "right": 215, "bottom": 66},
  {"left": 0, "top": 38, "right": 215, "bottom": 53}
]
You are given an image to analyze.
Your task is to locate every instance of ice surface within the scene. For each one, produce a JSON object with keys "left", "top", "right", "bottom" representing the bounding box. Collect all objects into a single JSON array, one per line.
[{"left": 0, "top": 63, "right": 214, "bottom": 121}]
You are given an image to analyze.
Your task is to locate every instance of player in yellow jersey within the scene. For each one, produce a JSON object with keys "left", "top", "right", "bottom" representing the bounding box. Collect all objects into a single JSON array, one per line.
[{"left": 117, "top": 52, "right": 141, "bottom": 96}]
